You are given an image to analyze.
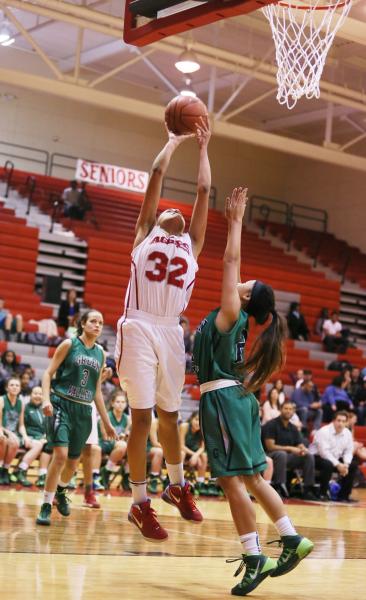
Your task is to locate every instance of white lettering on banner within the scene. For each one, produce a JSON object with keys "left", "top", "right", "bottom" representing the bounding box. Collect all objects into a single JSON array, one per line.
[{"left": 75, "top": 159, "right": 148, "bottom": 193}]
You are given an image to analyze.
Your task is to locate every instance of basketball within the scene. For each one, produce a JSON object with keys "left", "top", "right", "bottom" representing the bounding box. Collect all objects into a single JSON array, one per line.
[{"left": 165, "top": 95, "right": 208, "bottom": 135}]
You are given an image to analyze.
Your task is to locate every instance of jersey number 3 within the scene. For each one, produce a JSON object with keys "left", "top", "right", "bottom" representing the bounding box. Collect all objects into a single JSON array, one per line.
[{"left": 145, "top": 251, "right": 188, "bottom": 289}]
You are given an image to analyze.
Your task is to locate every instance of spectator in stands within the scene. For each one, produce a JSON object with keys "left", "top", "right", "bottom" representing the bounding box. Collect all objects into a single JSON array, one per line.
[
  {"left": 99, "top": 390, "right": 130, "bottom": 490},
  {"left": 19, "top": 371, "right": 32, "bottom": 405},
  {"left": 314, "top": 307, "right": 329, "bottom": 337},
  {"left": 263, "top": 401, "right": 316, "bottom": 500},
  {"left": 0, "top": 298, "right": 23, "bottom": 343},
  {"left": 180, "top": 316, "right": 194, "bottom": 372},
  {"left": 261, "top": 388, "right": 281, "bottom": 425},
  {"left": 290, "top": 368, "right": 304, "bottom": 386},
  {"left": 179, "top": 410, "right": 208, "bottom": 494},
  {"left": 146, "top": 416, "right": 165, "bottom": 494},
  {"left": 322, "top": 375, "right": 354, "bottom": 422},
  {"left": 62, "top": 180, "right": 80, "bottom": 216},
  {"left": 309, "top": 411, "right": 358, "bottom": 502},
  {"left": 347, "top": 410, "right": 366, "bottom": 464},
  {"left": 0, "top": 350, "right": 20, "bottom": 394},
  {"left": 347, "top": 366, "right": 362, "bottom": 401},
  {"left": 295, "top": 369, "right": 319, "bottom": 396},
  {"left": 292, "top": 379, "right": 323, "bottom": 431},
  {"left": 353, "top": 376, "right": 366, "bottom": 426},
  {"left": 0, "top": 378, "right": 24, "bottom": 484},
  {"left": 13, "top": 385, "right": 50, "bottom": 487},
  {"left": 57, "top": 289, "right": 80, "bottom": 331},
  {"left": 287, "top": 302, "right": 310, "bottom": 341},
  {"left": 322, "top": 311, "right": 349, "bottom": 354},
  {"left": 273, "top": 379, "right": 286, "bottom": 405},
  {"left": 77, "top": 182, "right": 92, "bottom": 220}
]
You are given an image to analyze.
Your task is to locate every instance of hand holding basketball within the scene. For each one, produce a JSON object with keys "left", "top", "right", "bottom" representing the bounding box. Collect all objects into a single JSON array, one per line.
[{"left": 225, "top": 187, "right": 248, "bottom": 223}]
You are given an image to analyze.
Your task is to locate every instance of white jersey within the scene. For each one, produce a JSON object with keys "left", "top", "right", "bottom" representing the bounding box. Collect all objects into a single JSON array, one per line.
[{"left": 124, "top": 225, "right": 198, "bottom": 317}]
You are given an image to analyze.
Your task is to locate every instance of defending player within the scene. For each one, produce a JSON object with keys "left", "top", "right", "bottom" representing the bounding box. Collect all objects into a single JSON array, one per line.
[
  {"left": 193, "top": 188, "right": 314, "bottom": 596},
  {"left": 115, "top": 119, "right": 211, "bottom": 541},
  {"left": 36, "top": 310, "right": 116, "bottom": 526}
]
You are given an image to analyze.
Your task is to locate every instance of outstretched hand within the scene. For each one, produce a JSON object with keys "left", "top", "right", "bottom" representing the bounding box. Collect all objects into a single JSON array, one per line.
[
  {"left": 195, "top": 116, "right": 211, "bottom": 149},
  {"left": 225, "top": 187, "right": 248, "bottom": 223}
]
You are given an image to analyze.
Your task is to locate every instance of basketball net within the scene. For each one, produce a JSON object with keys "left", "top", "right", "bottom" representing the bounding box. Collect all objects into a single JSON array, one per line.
[{"left": 262, "top": 0, "right": 352, "bottom": 109}]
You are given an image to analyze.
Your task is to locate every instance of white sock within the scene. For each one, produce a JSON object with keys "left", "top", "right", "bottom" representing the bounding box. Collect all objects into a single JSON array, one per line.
[
  {"left": 38, "top": 468, "right": 47, "bottom": 476},
  {"left": 239, "top": 532, "right": 261, "bottom": 555},
  {"left": 106, "top": 460, "right": 119, "bottom": 472},
  {"left": 275, "top": 516, "right": 297, "bottom": 537},
  {"left": 43, "top": 491, "right": 55, "bottom": 505},
  {"left": 130, "top": 480, "right": 148, "bottom": 505},
  {"left": 197, "top": 476, "right": 205, "bottom": 483},
  {"left": 166, "top": 462, "right": 185, "bottom": 486},
  {"left": 19, "top": 461, "right": 28, "bottom": 471},
  {"left": 0, "top": 460, "right": 3, "bottom": 468},
  {"left": 4, "top": 463, "right": 10, "bottom": 469},
  {"left": 150, "top": 472, "right": 160, "bottom": 477},
  {"left": 58, "top": 480, "right": 68, "bottom": 488},
  {"left": 93, "top": 469, "right": 99, "bottom": 475}
]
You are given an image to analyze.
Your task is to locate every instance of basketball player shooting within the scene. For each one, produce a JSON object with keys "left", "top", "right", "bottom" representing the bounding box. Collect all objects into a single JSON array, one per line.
[{"left": 115, "top": 117, "right": 211, "bottom": 542}]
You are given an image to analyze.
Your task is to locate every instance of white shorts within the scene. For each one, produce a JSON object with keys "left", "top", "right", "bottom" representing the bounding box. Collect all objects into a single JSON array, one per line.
[
  {"left": 115, "top": 309, "right": 185, "bottom": 412},
  {"left": 85, "top": 403, "right": 98, "bottom": 445}
]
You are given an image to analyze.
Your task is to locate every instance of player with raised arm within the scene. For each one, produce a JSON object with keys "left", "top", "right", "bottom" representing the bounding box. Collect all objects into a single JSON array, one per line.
[
  {"left": 193, "top": 188, "right": 314, "bottom": 596},
  {"left": 115, "top": 119, "right": 211, "bottom": 542}
]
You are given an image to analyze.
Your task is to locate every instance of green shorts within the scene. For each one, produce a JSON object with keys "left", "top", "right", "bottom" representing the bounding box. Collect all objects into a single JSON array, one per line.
[
  {"left": 46, "top": 394, "right": 92, "bottom": 459},
  {"left": 100, "top": 440, "right": 115, "bottom": 455},
  {"left": 199, "top": 385, "right": 267, "bottom": 478}
]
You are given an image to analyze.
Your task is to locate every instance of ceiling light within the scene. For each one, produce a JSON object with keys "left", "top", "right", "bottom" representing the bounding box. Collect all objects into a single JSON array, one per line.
[
  {"left": 175, "top": 49, "right": 200, "bottom": 74},
  {"left": 1, "top": 37, "right": 15, "bottom": 47},
  {"left": 180, "top": 77, "right": 197, "bottom": 98},
  {"left": 0, "top": 21, "right": 11, "bottom": 44}
]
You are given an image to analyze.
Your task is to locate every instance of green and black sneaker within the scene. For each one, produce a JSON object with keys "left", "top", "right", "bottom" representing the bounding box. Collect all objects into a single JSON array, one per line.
[
  {"left": 36, "top": 473, "right": 46, "bottom": 488},
  {"left": 36, "top": 503, "right": 52, "bottom": 526},
  {"left": 16, "top": 469, "right": 33, "bottom": 487},
  {"left": 55, "top": 486, "right": 71, "bottom": 517},
  {"left": 228, "top": 554, "right": 277, "bottom": 596},
  {"left": 269, "top": 535, "right": 314, "bottom": 577}
]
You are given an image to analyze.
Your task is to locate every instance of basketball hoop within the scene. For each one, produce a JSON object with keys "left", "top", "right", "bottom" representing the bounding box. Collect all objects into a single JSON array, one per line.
[{"left": 262, "top": 0, "right": 352, "bottom": 109}]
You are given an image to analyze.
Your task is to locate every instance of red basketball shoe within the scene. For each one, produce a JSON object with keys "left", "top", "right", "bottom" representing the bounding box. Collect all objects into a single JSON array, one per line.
[
  {"left": 128, "top": 499, "right": 168, "bottom": 542},
  {"left": 162, "top": 482, "right": 203, "bottom": 522},
  {"left": 84, "top": 490, "right": 100, "bottom": 509}
]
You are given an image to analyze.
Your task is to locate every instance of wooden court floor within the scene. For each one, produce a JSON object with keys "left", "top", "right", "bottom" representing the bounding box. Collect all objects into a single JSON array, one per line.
[{"left": 1, "top": 488, "right": 365, "bottom": 600}]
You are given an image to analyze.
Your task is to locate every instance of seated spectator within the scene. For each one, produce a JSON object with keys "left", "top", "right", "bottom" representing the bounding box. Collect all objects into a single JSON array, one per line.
[
  {"left": 295, "top": 369, "right": 320, "bottom": 396},
  {"left": 322, "top": 311, "right": 349, "bottom": 354},
  {"left": 314, "top": 307, "right": 329, "bottom": 337},
  {"left": 179, "top": 410, "right": 208, "bottom": 494},
  {"left": 0, "top": 350, "right": 20, "bottom": 394},
  {"left": 353, "top": 376, "right": 366, "bottom": 426},
  {"left": 57, "top": 289, "right": 80, "bottom": 331},
  {"left": 273, "top": 378, "right": 286, "bottom": 405},
  {"left": 261, "top": 388, "right": 281, "bottom": 425},
  {"left": 0, "top": 378, "right": 25, "bottom": 484},
  {"left": 62, "top": 180, "right": 80, "bottom": 216},
  {"left": 180, "top": 316, "right": 194, "bottom": 372},
  {"left": 290, "top": 368, "right": 304, "bottom": 386},
  {"left": 146, "top": 416, "right": 165, "bottom": 494},
  {"left": 309, "top": 411, "right": 358, "bottom": 502},
  {"left": 263, "top": 401, "right": 316, "bottom": 500},
  {"left": 16, "top": 385, "right": 51, "bottom": 487},
  {"left": 0, "top": 298, "right": 23, "bottom": 343},
  {"left": 99, "top": 390, "right": 130, "bottom": 490},
  {"left": 292, "top": 379, "right": 323, "bottom": 431},
  {"left": 348, "top": 410, "right": 366, "bottom": 464},
  {"left": 19, "top": 371, "right": 32, "bottom": 405},
  {"left": 287, "top": 302, "right": 310, "bottom": 341},
  {"left": 322, "top": 375, "right": 354, "bottom": 422}
]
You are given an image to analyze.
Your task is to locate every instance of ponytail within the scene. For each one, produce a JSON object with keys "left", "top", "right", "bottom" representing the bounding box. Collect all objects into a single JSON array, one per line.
[{"left": 243, "top": 310, "right": 287, "bottom": 392}]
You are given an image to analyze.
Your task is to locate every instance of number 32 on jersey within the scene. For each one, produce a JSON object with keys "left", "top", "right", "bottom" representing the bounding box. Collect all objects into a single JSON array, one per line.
[{"left": 145, "top": 251, "right": 188, "bottom": 289}]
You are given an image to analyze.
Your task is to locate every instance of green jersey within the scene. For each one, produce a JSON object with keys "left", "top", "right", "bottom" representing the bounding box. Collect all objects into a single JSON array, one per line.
[
  {"left": 193, "top": 308, "right": 248, "bottom": 384},
  {"left": 1, "top": 394, "right": 22, "bottom": 433},
  {"left": 98, "top": 410, "right": 128, "bottom": 442},
  {"left": 24, "top": 402, "right": 45, "bottom": 439},
  {"left": 52, "top": 337, "right": 104, "bottom": 405}
]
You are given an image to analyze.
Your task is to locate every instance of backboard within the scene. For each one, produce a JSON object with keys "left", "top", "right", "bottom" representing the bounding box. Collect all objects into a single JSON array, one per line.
[{"left": 123, "top": 0, "right": 276, "bottom": 46}]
